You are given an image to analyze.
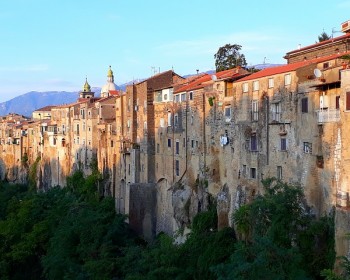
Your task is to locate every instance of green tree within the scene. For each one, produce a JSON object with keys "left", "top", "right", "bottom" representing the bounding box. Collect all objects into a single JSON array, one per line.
[
  {"left": 214, "top": 44, "right": 247, "bottom": 72},
  {"left": 214, "top": 178, "right": 336, "bottom": 279},
  {"left": 318, "top": 31, "right": 331, "bottom": 42}
]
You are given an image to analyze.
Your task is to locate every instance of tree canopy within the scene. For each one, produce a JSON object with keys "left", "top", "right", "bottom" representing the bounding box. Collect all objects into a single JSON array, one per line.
[
  {"left": 214, "top": 44, "right": 247, "bottom": 72},
  {"left": 318, "top": 31, "right": 331, "bottom": 42}
]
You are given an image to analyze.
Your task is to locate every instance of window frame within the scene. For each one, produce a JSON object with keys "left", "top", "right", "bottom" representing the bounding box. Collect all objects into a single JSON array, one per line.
[
  {"left": 242, "top": 82, "right": 248, "bottom": 93},
  {"left": 268, "top": 78, "right": 274, "bottom": 88},
  {"left": 253, "top": 80, "right": 259, "bottom": 91},
  {"left": 284, "top": 73, "right": 291, "bottom": 86}
]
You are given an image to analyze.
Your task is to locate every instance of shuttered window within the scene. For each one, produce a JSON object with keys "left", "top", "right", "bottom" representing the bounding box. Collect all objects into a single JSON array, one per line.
[{"left": 346, "top": 92, "right": 350, "bottom": 110}]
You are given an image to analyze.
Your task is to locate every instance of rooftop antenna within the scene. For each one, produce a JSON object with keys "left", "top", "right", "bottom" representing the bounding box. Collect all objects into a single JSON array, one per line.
[
  {"left": 263, "top": 57, "right": 267, "bottom": 64},
  {"left": 332, "top": 27, "right": 342, "bottom": 39},
  {"left": 196, "top": 69, "right": 199, "bottom": 74}
]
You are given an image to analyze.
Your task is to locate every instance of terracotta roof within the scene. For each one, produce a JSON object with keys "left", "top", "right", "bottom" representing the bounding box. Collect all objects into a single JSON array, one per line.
[
  {"left": 34, "top": 105, "right": 56, "bottom": 112},
  {"left": 174, "top": 68, "right": 249, "bottom": 93},
  {"left": 109, "top": 90, "right": 120, "bottom": 96},
  {"left": 237, "top": 52, "right": 350, "bottom": 82},
  {"left": 175, "top": 74, "right": 212, "bottom": 93},
  {"left": 285, "top": 33, "right": 350, "bottom": 56}
]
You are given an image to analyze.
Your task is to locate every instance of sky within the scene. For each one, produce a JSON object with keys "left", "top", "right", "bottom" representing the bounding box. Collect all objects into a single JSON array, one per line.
[{"left": 1, "top": 0, "right": 350, "bottom": 102}]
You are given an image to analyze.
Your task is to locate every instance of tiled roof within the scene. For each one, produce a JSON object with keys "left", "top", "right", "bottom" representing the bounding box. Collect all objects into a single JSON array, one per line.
[
  {"left": 34, "top": 105, "right": 56, "bottom": 112},
  {"left": 236, "top": 52, "right": 350, "bottom": 82},
  {"left": 285, "top": 33, "right": 350, "bottom": 56},
  {"left": 109, "top": 90, "right": 120, "bottom": 96},
  {"left": 174, "top": 67, "right": 249, "bottom": 93}
]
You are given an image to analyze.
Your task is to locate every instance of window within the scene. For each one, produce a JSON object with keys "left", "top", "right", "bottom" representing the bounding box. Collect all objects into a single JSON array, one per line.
[
  {"left": 242, "top": 82, "right": 248, "bottom": 93},
  {"left": 242, "top": 165, "right": 247, "bottom": 178},
  {"left": 189, "top": 91, "right": 193, "bottom": 100},
  {"left": 174, "top": 114, "right": 179, "bottom": 126},
  {"left": 128, "top": 98, "right": 131, "bottom": 111},
  {"left": 277, "top": 166, "right": 282, "bottom": 180},
  {"left": 224, "top": 106, "right": 231, "bottom": 117},
  {"left": 280, "top": 138, "right": 287, "bottom": 151},
  {"left": 111, "top": 140, "right": 113, "bottom": 147},
  {"left": 159, "top": 118, "right": 164, "bottom": 128},
  {"left": 167, "top": 112, "right": 172, "bottom": 126},
  {"left": 144, "top": 121, "right": 147, "bottom": 132},
  {"left": 250, "top": 168, "right": 256, "bottom": 179},
  {"left": 157, "top": 143, "right": 160, "bottom": 153},
  {"left": 336, "top": 96, "right": 340, "bottom": 109},
  {"left": 250, "top": 135, "right": 257, "bottom": 151},
  {"left": 168, "top": 138, "right": 171, "bottom": 147},
  {"left": 268, "top": 78, "right": 274, "bottom": 88},
  {"left": 346, "top": 92, "right": 350, "bottom": 111},
  {"left": 175, "top": 95, "right": 180, "bottom": 103},
  {"left": 271, "top": 102, "right": 281, "bottom": 122},
  {"left": 175, "top": 160, "right": 180, "bottom": 176},
  {"left": 191, "top": 140, "right": 194, "bottom": 148},
  {"left": 253, "top": 80, "right": 259, "bottom": 91},
  {"left": 303, "top": 142, "right": 312, "bottom": 154},
  {"left": 252, "top": 100, "right": 258, "bottom": 121},
  {"left": 183, "top": 138, "right": 186, "bottom": 147},
  {"left": 181, "top": 93, "right": 186, "bottom": 102},
  {"left": 176, "top": 141, "right": 179, "bottom": 154},
  {"left": 191, "top": 115, "right": 194, "bottom": 125},
  {"left": 301, "top": 97, "right": 308, "bottom": 113},
  {"left": 284, "top": 73, "right": 291, "bottom": 86}
]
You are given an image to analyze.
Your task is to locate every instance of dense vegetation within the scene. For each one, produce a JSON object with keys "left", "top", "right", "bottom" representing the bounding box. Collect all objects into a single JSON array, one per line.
[{"left": 0, "top": 173, "right": 344, "bottom": 279}]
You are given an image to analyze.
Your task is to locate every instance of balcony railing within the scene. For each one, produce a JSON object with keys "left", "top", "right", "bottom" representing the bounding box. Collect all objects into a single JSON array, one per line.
[{"left": 316, "top": 109, "right": 340, "bottom": 124}]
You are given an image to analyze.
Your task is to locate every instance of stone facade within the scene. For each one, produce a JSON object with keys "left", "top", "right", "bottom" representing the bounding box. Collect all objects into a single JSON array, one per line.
[{"left": 2, "top": 35, "right": 350, "bottom": 258}]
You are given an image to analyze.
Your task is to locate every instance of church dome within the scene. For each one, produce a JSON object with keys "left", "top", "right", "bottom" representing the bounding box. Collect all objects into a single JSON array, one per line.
[
  {"left": 83, "top": 78, "right": 91, "bottom": 92},
  {"left": 101, "top": 66, "right": 117, "bottom": 97},
  {"left": 107, "top": 65, "right": 114, "bottom": 77}
]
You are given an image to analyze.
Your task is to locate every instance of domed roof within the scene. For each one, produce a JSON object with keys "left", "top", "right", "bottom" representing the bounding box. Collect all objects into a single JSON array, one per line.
[
  {"left": 101, "top": 66, "right": 117, "bottom": 97},
  {"left": 83, "top": 77, "right": 91, "bottom": 92},
  {"left": 107, "top": 65, "right": 113, "bottom": 78}
]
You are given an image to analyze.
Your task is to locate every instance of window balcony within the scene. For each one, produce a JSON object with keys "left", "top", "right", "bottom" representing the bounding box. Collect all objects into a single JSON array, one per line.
[{"left": 316, "top": 109, "right": 340, "bottom": 124}]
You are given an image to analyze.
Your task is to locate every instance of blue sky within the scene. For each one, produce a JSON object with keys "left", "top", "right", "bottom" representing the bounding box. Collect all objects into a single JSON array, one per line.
[{"left": 1, "top": 0, "right": 350, "bottom": 102}]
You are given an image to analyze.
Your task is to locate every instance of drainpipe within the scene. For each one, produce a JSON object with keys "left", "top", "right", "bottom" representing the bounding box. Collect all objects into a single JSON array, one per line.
[
  {"left": 179, "top": 93, "right": 188, "bottom": 182},
  {"left": 203, "top": 92, "right": 207, "bottom": 179}
]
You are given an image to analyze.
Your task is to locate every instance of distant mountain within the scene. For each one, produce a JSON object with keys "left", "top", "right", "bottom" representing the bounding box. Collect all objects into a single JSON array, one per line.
[
  {"left": 1, "top": 65, "right": 282, "bottom": 117},
  {"left": 0, "top": 88, "right": 101, "bottom": 117}
]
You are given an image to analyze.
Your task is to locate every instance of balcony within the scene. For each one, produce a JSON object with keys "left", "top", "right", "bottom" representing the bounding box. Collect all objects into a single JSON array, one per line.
[{"left": 316, "top": 109, "right": 340, "bottom": 124}]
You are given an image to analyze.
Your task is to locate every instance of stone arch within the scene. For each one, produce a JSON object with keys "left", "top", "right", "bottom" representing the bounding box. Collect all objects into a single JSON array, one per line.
[{"left": 156, "top": 178, "right": 174, "bottom": 235}]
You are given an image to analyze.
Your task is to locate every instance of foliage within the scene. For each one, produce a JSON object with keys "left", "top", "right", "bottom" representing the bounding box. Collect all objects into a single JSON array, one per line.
[
  {"left": 0, "top": 171, "right": 132, "bottom": 280},
  {"left": 120, "top": 205, "right": 236, "bottom": 280},
  {"left": 28, "top": 156, "right": 41, "bottom": 191},
  {"left": 0, "top": 176, "right": 338, "bottom": 279},
  {"left": 318, "top": 31, "right": 331, "bottom": 42},
  {"left": 214, "top": 178, "right": 336, "bottom": 280},
  {"left": 214, "top": 43, "right": 247, "bottom": 72}
]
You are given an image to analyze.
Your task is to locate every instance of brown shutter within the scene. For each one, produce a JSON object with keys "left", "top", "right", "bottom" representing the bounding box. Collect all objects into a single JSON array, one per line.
[{"left": 346, "top": 92, "right": 350, "bottom": 110}]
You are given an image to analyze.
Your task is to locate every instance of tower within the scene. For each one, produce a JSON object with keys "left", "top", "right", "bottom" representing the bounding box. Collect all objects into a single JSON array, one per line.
[
  {"left": 79, "top": 77, "right": 95, "bottom": 99},
  {"left": 101, "top": 66, "right": 117, "bottom": 98}
]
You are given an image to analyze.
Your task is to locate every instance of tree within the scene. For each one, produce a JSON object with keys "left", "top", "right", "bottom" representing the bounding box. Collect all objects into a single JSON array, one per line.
[
  {"left": 318, "top": 31, "right": 331, "bottom": 42},
  {"left": 213, "top": 178, "right": 336, "bottom": 280},
  {"left": 214, "top": 44, "right": 247, "bottom": 72}
]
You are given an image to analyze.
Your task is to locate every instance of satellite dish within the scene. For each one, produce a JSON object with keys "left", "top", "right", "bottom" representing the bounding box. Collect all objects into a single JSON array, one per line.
[
  {"left": 211, "top": 75, "right": 217, "bottom": 81},
  {"left": 314, "top": 68, "right": 322, "bottom": 78}
]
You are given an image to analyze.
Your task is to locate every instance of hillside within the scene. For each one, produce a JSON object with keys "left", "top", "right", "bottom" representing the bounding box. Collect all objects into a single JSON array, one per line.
[{"left": 0, "top": 88, "right": 101, "bottom": 117}]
